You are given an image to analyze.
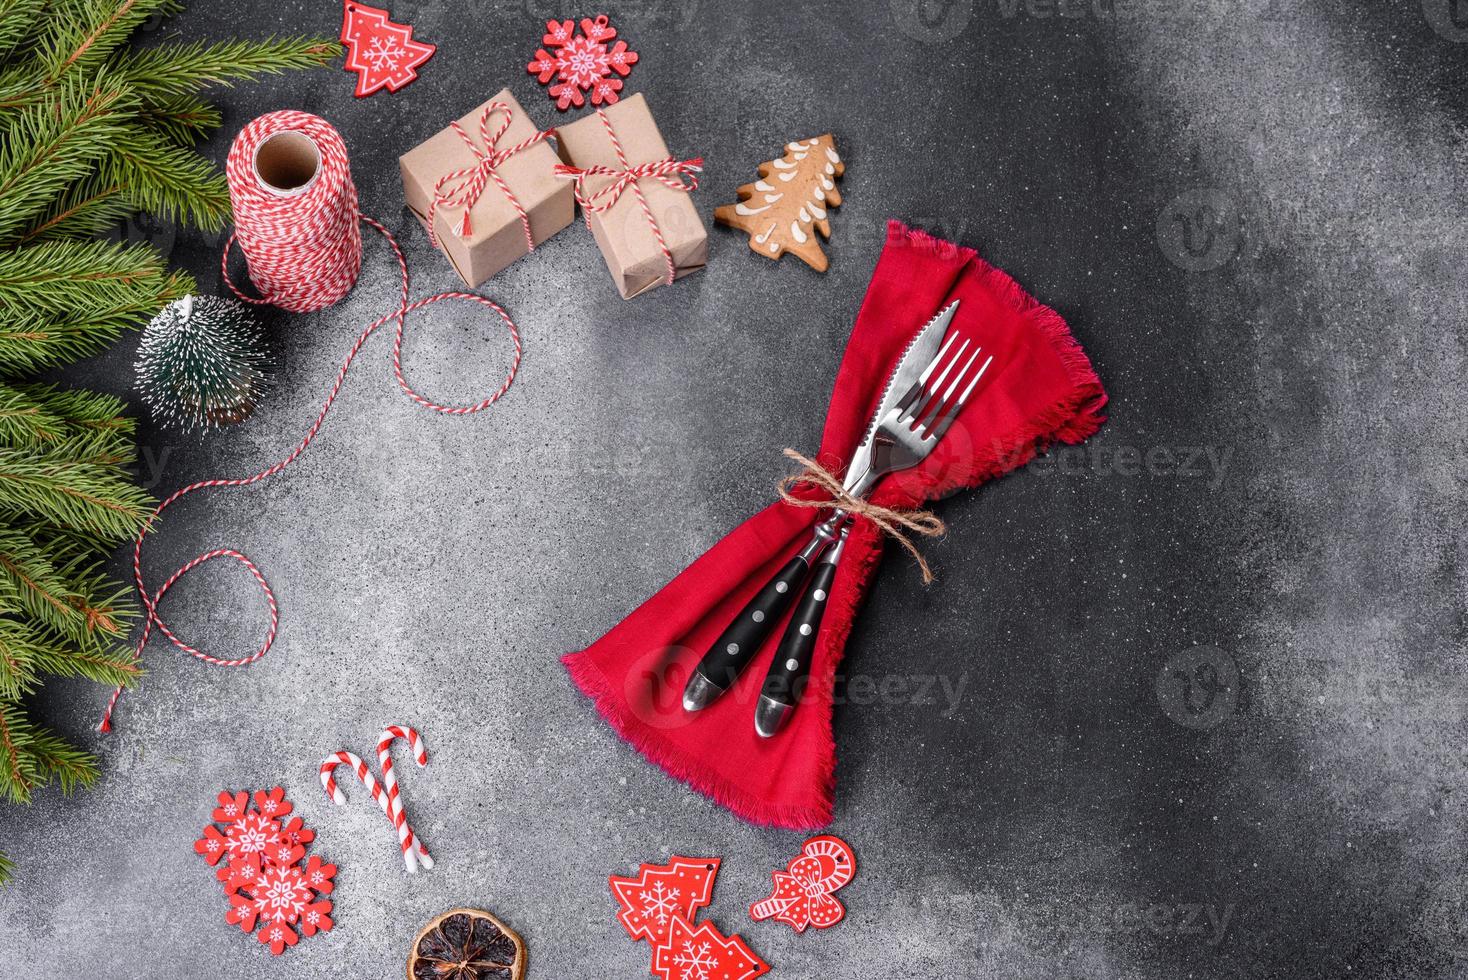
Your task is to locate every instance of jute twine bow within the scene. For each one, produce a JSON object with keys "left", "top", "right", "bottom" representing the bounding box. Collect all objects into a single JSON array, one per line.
[{"left": 776, "top": 448, "right": 946, "bottom": 584}]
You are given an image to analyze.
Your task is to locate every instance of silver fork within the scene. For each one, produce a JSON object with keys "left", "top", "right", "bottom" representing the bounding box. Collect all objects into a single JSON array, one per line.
[{"left": 752, "top": 337, "right": 994, "bottom": 736}]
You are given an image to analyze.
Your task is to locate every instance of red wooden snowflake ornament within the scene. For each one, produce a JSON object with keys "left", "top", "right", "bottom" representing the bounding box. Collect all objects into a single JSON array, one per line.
[
  {"left": 650, "top": 915, "right": 770, "bottom": 980},
  {"left": 526, "top": 15, "right": 638, "bottom": 110},
  {"left": 610, "top": 855, "right": 721, "bottom": 947},
  {"left": 749, "top": 835, "right": 857, "bottom": 933},
  {"left": 340, "top": 1, "right": 436, "bottom": 98},
  {"left": 194, "top": 787, "right": 336, "bottom": 956}
]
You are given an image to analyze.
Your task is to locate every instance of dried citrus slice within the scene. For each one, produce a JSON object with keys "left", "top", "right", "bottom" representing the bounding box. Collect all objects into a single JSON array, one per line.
[{"left": 408, "top": 908, "right": 526, "bottom": 980}]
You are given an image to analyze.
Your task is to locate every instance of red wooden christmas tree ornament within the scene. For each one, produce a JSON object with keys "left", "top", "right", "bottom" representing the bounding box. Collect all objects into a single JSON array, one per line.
[
  {"left": 340, "top": 1, "right": 436, "bottom": 98},
  {"left": 749, "top": 835, "right": 857, "bottom": 933},
  {"left": 650, "top": 915, "right": 770, "bottom": 980},
  {"left": 609, "top": 855, "right": 721, "bottom": 948}
]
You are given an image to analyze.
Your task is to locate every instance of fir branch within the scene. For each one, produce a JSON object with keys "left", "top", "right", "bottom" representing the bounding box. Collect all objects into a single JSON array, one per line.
[
  {"left": 0, "top": 381, "right": 68, "bottom": 447},
  {"left": 0, "top": 237, "right": 172, "bottom": 312},
  {"left": 0, "top": 383, "right": 131, "bottom": 451},
  {"left": 14, "top": 177, "right": 129, "bottom": 243},
  {"left": 0, "top": 700, "right": 30, "bottom": 801},
  {"left": 116, "top": 35, "right": 337, "bottom": 101},
  {"left": 0, "top": 303, "right": 169, "bottom": 374},
  {"left": 0, "top": 0, "right": 45, "bottom": 61},
  {"left": 0, "top": 616, "right": 135, "bottom": 698},
  {"left": 0, "top": 447, "right": 154, "bottom": 539},
  {"left": 0, "top": 850, "right": 11, "bottom": 884},
  {"left": 19, "top": 383, "right": 133, "bottom": 432},
  {"left": 0, "top": 82, "right": 133, "bottom": 242},
  {"left": 34, "top": 0, "right": 179, "bottom": 86},
  {"left": 0, "top": 527, "right": 101, "bottom": 644},
  {"left": 101, "top": 123, "right": 229, "bottom": 229},
  {"left": 0, "top": 706, "right": 101, "bottom": 803},
  {"left": 137, "top": 93, "right": 219, "bottom": 146}
]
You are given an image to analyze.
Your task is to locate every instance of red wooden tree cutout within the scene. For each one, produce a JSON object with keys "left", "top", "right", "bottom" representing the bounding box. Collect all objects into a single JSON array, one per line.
[
  {"left": 609, "top": 855, "right": 721, "bottom": 948},
  {"left": 650, "top": 915, "right": 769, "bottom": 980},
  {"left": 340, "top": 1, "right": 436, "bottom": 98}
]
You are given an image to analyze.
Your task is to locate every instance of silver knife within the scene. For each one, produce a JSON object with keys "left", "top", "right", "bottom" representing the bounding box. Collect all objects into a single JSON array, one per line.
[{"left": 682, "top": 300, "right": 961, "bottom": 712}]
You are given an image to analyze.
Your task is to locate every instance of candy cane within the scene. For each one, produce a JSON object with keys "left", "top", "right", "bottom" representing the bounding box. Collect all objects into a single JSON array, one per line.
[
  {"left": 318, "top": 750, "right": 423, "bottom": 873},
  {"left": 376, "top": 726, "right": 433, "bottom": 871}
]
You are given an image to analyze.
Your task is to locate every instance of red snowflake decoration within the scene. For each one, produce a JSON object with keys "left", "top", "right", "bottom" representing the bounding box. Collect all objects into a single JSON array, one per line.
[
  {"left": 526, "top": 15, "right": 638, "bottom": 110},
  {"left": 340, "top": 0, "right": 436, "bottom": 98},
  {"left": 193, "top": 807, "right": 283, "bottom": 874},
  {"left": 194, "top": 787, "right": 336, "bottom": 956}
]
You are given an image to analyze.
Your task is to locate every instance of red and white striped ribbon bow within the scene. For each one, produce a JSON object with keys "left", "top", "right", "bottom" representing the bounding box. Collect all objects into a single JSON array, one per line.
[
  {"left": 320, "top": 727, "right": 433, "bottom": 873},
  {"left": 553, "top": 108, "right": 702, "bottom": 286},
  {"left": 427, "top": 101, "right": 556, "bottom": 253}
]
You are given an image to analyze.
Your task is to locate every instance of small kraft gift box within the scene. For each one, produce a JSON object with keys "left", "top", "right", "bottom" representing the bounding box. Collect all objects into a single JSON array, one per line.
[
  {"left": 399, "top": 88, "right": 573, "bottom": 287},
  {"left": 553, "top": 93, "right": 707, "bottom": 299}
]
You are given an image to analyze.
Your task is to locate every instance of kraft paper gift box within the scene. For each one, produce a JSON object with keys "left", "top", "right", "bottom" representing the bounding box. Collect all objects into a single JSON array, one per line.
[
  {"left": 553, "top": 93, "right": 708, "bottom": 299},
  {"left": 399, "top": 88, "right": 573, "bottom": 287}
]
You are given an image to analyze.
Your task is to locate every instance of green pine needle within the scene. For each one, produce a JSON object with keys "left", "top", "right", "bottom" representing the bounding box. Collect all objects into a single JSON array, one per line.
[
  {"left": 137, "top": 94, "right": 221, "bottom": 147},
  {"left": 102, "top": 123, "right": 230, "bottom": 229},
  {"left": 0, "top": 0, "right": 45, "bottom": 61},
  {"left": 118, "top": 36, "right": 338, "bottom": 101},
  {"left": 0, "top": 81, "right": 134, "bottom": 242},
  {"left": 0, "top": 449, "right": 153, "bottom": 539},
  {"left": 34, "top": 0, "right": 181, "bottom": 86},
  {"left": 15, "top": 176, "right": 133, "bottom": 243}
]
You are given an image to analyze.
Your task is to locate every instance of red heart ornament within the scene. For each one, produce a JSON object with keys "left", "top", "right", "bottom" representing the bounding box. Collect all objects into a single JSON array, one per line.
[{"left": 749, "top": 834, "right": 857, "bottom": 933}]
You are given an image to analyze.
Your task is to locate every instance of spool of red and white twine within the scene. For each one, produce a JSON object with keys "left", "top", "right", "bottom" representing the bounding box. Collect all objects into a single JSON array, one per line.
[{"left": 100, "top": 111, "right": 524, "bottom": 732}]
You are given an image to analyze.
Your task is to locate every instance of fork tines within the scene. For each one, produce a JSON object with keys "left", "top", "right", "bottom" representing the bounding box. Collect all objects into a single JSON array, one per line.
[{"left": 894, "top": 332, "right": 994, "bottom": 442}]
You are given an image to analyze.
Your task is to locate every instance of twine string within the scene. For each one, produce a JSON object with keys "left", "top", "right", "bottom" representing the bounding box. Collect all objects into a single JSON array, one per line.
[
  {"left": 776, "top": 448, "right": 946, "bottom": 584},
  {"left": 100, "top": 111, "right": 523, "bottom": 732},
  {"left": 426, "top": 101, "right": 557, "bottom": 251},
  {"left": 552, "top": 108, "right": 701, "bottom": 286}
]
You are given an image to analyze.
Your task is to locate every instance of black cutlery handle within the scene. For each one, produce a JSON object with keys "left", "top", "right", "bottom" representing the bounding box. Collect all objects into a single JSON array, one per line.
[
  {"left": 693, "top": 554, "right": 814, "bottom": 692},
  {"left": 761, "top": 556, "right": 840, "bottom": 707}
]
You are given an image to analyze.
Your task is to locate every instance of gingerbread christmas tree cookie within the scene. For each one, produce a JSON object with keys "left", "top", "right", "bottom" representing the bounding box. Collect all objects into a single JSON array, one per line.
[{"left": 714, "top": 135, "right": 844, "bottom": 272}]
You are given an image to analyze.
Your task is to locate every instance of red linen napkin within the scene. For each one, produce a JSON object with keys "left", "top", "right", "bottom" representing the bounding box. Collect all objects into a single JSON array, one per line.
[{"left": 563, "top": 220, "right": 1107, "bottom": 829}]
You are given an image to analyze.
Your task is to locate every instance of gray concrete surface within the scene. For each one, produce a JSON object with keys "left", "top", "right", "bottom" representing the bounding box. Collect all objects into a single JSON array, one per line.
[{"left": 3, "top": 0, "right": 1467, "bottom": 977}]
